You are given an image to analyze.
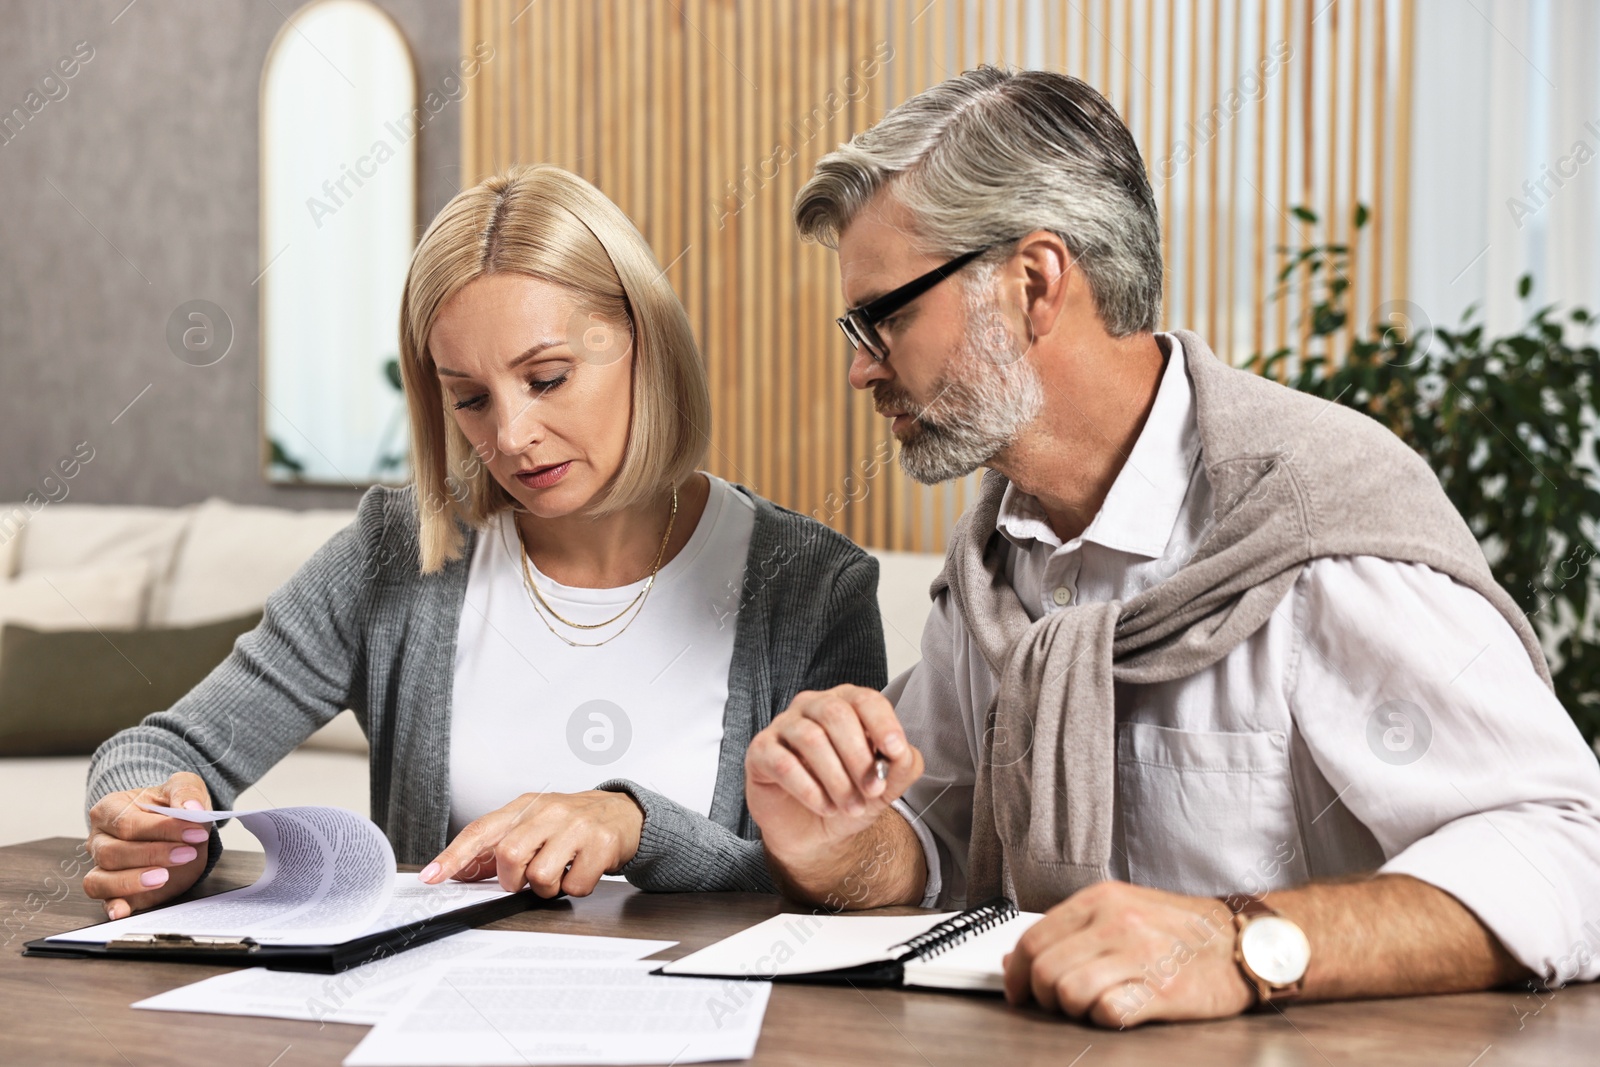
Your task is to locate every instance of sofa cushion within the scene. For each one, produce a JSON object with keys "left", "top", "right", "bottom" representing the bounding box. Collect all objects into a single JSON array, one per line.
[
  {"left": 13, "top": 504, "right": 192, "bottom": 622},
  {"left": 867, "top": 549, "right": 946, "bottom": 680},
  {"left": 157, "top": 498, "right": 358, "bottom": 626},
  {"left": 0, "top": 504, "right": 21, "bottom": 579},
  {"left": 0, "top": 610, "right": 262, "bottom": 757},
  {"left": 301, "top": 708, "right": 370, "bottom": 753},
  {"left": 0, "top": 558, "right": 151, "bottom": 632}
]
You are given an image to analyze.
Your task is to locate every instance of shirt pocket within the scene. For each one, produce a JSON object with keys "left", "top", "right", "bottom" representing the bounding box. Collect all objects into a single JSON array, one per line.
[{"left": 1116, "top": 721, "right": 1309, "bottom": 897}]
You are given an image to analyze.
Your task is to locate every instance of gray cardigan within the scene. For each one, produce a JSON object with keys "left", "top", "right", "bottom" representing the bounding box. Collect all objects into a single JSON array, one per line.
[{"left": 84, "top": 482, "right": 887, "bottom": 893}]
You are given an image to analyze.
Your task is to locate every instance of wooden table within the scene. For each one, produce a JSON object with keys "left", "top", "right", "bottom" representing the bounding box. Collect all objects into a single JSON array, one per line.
[{"left": 4, "top": 836, "right": 1598, "bottom": 1065}]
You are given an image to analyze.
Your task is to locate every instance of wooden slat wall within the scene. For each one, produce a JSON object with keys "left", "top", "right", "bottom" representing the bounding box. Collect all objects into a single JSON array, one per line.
[{"left": 460, "top": 0, "right": 1413, "bottom": 551}]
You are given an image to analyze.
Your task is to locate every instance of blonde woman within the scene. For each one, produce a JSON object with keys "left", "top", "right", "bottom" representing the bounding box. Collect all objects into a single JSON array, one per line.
[{"left": 81, "top": 165, "right": 886, "bottom": 919}]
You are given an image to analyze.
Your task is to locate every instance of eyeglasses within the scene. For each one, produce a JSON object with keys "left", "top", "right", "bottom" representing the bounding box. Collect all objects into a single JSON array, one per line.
[{"left": 835, "top": 245, "right": 996, "bottom": 363}]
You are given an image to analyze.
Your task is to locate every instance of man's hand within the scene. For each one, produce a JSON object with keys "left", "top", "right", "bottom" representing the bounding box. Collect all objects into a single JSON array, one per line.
[
  {"left": 84, "top": 771, "right": 214, "bottom": 920},
  {"left": 1006, "top": 873, "right": 1532, "bottom": 1027},
  {"left": 1003, "top": 881, "right": 1254, "bottom": 1028},
  {"left": 419, "top": 790, "right": 644, "bottom": 898},
  {"left": 745, "top": 685, "right": 926, "bottom": 905},
  {"left": 745, "top": 686, "right": 922, "bottom": 857}
]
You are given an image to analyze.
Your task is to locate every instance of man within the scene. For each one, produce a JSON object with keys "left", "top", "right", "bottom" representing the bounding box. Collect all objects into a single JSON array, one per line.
[{"left": 744, "top": 66, "right": 1600, "bottom": 1028}]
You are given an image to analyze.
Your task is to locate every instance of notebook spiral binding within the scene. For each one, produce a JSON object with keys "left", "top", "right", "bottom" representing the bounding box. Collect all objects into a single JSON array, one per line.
[{"left": 891, "top": 897, "right": 1019, "bottom": 963}]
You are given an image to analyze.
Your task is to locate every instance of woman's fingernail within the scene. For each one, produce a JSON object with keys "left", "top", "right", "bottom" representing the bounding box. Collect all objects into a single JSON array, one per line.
[
  {"left": 169, "top": 846, "right": 198, "bottom": 864},
  {"left": 883, "top": 732, "right": 905, "bottom": 756},
  {"left": 105, "top": 903, "right": 115, "bottom": 919},
  {"left": 182, "top": 799, "right": 204, "bottom": 810},
  {"left": 140, "top": 868, "right": 169, "bottom": 888},
  {"left": 419, "top": 862, "right": 442, "bottom": 883},
  {"left": 182, "top": 827, "right": 209, "bottom": 844}
]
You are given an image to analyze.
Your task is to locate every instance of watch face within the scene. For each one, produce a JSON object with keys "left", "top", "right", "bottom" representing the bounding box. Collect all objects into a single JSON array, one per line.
[{"left": 1240, "top": 916, "right": 1311, "bottom": 986}]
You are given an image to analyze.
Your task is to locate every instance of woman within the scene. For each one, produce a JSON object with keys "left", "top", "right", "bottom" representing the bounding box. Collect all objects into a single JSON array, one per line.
[{"left": 81, "top": 164, "right": 886, "bottom": 919}]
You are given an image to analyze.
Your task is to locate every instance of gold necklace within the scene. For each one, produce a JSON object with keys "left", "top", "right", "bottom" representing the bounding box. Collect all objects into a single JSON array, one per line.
[{"left": 515, "top": 487, "right": 678, "bottom": 647}]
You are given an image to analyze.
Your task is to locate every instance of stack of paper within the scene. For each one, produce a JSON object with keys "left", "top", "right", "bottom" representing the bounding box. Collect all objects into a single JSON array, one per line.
[
  {"left": 137, "top": 932, "right": 772, "bottom": 1066},
  {"left": 342, "top": 959, "right": 771, "bottom": 1066},
  {"left": 49, "top": 802, "right": 492, "bottom": 948},
  {"left": 92, "top": 801, "right": 775, "bottom": 1064},
  {"left": 133, "top": 929, "right": 679, "bottom": 1026}
]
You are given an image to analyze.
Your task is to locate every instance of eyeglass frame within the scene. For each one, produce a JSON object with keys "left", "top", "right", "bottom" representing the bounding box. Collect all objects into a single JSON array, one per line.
[{"left": 835, "top": 243, "right": 1002, "bottom": 363}]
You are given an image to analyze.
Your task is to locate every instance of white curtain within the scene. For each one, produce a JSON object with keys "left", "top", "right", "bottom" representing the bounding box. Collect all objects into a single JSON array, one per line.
[{"left": 1410, "top": 0, "right": 1600, "bottom": 335}]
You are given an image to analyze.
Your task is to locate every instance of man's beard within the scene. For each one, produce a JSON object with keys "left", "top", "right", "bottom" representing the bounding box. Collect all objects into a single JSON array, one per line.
[{"left": 875, "top": 300, "right": 1044, "bottom": 485}]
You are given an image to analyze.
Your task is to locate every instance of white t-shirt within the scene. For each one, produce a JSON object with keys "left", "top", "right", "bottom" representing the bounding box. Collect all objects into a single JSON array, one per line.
[{"left": 448, "top": 473, "right": 754, "bottom": 837}]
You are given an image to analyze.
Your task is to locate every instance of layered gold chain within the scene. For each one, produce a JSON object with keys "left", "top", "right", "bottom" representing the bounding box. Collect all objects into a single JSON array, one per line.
[{"left": 515, "top": 487, "right": 679, "bottom": 648}]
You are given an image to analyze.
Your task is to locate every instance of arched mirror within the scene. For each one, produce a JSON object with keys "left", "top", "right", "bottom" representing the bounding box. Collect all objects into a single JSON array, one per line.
[{"left": 260, "top": 0, "right": 417, "bottom": 485}]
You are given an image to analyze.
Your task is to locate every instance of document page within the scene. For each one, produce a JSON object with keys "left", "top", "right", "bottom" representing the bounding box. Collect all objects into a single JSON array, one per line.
[
  {"left": 132, "top": 930, "right": 679, "bottom": 1025},
  {"left": 343, "top": 960, "right": 771, "bottom": 1066},
  {"left": 45, "top": 803, "right": 465, "bottom": 946},
  {"left": 352, "top": 873, "right": 515, "bottom": 937}
]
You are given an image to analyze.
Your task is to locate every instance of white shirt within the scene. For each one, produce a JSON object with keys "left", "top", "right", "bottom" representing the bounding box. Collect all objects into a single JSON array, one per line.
[
  {"left": 448, "top": 473, "right": 754, "bottom": 838},
  {"left": 889, "top": 332, "right": 1600, "bottom": 984}
]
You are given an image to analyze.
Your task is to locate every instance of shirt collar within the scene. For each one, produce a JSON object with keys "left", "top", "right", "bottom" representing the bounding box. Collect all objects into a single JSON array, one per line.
[{"left": 997, "top": 332, "right": 1201, "bottom": 558}]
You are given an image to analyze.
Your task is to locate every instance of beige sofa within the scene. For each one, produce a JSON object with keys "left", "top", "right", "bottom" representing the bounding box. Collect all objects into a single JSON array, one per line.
[{"left": 0, "top": 497, "right": 943, "bottom": 853}]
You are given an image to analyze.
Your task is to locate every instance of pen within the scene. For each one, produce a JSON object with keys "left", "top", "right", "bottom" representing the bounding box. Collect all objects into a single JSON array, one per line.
[{"left": 873, "top": 751, "right": 888, "bottom": 783}]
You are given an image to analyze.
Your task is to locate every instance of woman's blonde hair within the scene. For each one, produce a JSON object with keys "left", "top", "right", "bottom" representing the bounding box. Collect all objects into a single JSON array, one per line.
[{"left": 400, "top": 164, "right": 711, "bottom": 574}]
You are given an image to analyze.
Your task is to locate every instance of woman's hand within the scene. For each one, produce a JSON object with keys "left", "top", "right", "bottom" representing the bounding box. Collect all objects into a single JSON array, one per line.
[
  {"left": 83, "top": 771, "right": 214, "bottom": 920},
  {"left": 419, "top": 790, "right": 645, "bottom": 897}
]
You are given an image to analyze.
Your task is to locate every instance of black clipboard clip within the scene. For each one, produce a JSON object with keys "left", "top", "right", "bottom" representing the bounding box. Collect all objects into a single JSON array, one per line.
[{"left": 105, "top": 933, "right": 261, "bottom": 953}]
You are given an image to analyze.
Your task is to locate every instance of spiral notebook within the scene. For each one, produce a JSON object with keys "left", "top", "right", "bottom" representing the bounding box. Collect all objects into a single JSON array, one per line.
[{"left": 658, "top": 898, "right": 1043, "bottom": 992}]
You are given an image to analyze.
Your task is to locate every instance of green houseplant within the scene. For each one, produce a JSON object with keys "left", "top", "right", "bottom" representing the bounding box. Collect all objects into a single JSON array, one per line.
[{"left": 1257, "top": 206, "right": 1600, "bottom": 747}]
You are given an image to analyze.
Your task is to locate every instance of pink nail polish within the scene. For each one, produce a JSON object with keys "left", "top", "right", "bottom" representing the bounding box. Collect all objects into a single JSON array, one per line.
[
  {"left": 182, "top": 828, "right": 208, "bottom": 844},
  {"left": 169, "top": 846, "right": 198, "bottom": 864},
  {"left": 419, "top": 862, "right": 442, "bottom": 883},
  {"left": 140, "top": 868, "right": 169, "bottom": 888}
]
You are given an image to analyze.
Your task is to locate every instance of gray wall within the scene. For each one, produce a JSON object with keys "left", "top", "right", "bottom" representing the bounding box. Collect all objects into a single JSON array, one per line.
[{"left": 0, "top": 0, "right": 462, "bottom": 511}]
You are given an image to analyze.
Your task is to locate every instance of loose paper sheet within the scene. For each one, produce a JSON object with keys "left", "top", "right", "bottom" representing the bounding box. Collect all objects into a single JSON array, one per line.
[
  {"left": 132, "top": 930, "right": 679, "bottom": 1025},
  {"left": 342, "top": 960, "right": 771, "bottom": 1066}
]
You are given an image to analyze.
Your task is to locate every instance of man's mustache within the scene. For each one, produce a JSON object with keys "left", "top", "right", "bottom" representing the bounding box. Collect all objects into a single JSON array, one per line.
[
  {"left": 875, "top": 380, "right": 959, "bottom": 424},
  {"left": 873, "top": 383, "right": 920, "bottom": 419}
]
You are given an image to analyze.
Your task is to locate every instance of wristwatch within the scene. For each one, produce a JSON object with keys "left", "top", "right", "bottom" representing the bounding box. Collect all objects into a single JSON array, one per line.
[{"left": 1223, "top": 894, "right": 1310, "bottom": 1008}]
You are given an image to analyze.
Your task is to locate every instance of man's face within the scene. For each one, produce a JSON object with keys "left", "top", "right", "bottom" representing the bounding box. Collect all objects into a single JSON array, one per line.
[{"left": 835, "top": 196, "right": 1043, "bottom": 484}]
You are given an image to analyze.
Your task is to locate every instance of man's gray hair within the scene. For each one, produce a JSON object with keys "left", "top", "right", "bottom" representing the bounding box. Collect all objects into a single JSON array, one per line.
[{"left": 793, "top": 65, "right": 1162, "bottom": 337}]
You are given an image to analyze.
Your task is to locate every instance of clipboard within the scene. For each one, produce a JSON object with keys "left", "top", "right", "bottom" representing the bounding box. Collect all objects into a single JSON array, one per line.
[{"left": 23, "top": 889, "right": 550, "bottom": 973}]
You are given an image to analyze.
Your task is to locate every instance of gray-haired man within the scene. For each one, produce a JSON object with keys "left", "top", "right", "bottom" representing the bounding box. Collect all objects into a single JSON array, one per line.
[{"left": 744, "top": 66, "right": 1600, "bottom": 1027}]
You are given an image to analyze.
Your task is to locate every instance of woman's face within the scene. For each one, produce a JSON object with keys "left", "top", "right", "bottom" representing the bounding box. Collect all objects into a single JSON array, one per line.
[{"left": 428, "top": 273, "right": 634, "bottom": 520}]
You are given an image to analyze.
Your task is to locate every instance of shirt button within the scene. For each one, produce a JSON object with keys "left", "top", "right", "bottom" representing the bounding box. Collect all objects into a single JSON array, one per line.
[{"left": 1052, "top": 586, "right": 1074, "bottom": 606}]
